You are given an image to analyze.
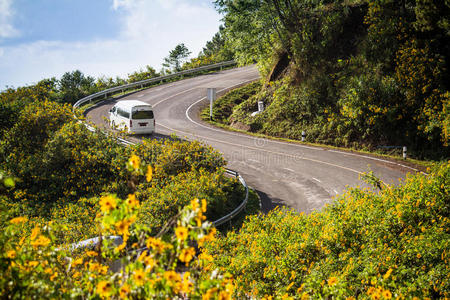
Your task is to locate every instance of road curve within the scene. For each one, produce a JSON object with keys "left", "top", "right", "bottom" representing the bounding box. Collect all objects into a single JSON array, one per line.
[{"left": 86, "top": 66, "right": 416, "bottom": 213}]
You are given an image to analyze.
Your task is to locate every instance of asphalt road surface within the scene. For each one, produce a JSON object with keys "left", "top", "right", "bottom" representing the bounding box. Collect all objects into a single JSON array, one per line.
[{"left": 86, "top": 66, "right": 418, "bottom": 213}]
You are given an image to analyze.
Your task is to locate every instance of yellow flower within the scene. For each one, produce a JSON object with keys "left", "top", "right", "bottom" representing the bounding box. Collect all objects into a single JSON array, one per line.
[
  {"left": 371, "top": 293, "right": 381, "bottom": 300},
  {"left": 175, "top": 226, "right": 188, "bottom": 241},
  {"left": 201, "top": 199, "right": 207, "bottom": 213},
  {"left": 96, "top": 280, "right": 112, "bottom": 298},
  {"left": 328, "top": 276, "right": 338, "bottom": 286},
  {"left": 72, "top": 257, "right": 83, "bottom": 266},
  {"left": 126, "top": 194, "right": 140, "bottom": 209},
  {"left": 6, "top": 250, "right": 16, "bottom": 259},
  {"left": 30, "top": 226, "right": 40, "bottom": 240},
  {"left": 382, "top": 289, "right": 392, "bottom": 299},
  {"left": 146, "top": 165, "right": 153, "bottom": 182},
  {"left": 100, "top": 195, "right": 117, "bottom": 213},
  {"left": 383, "top": 268, "right": 393, "bottom": 280},
  {"left": 191, "top": 198, "right": 200, "bottom": 211},
  {"left": 208, "top": 227, "right": 216, "bottom": 240},
  {"left": 129, "top": 154, "right": 140, "bottom": 170},
  {"left": 115, "top": 219, "right": 130, "bottom": 236},
  {"left": 182, "top": 272, "right": 193, "bottom": 293},
  {"left": 133, "top": 269, "right": 146, "bottom": 286},
  {"left": 10, "top": 216, "right": 28, "bottom": 224},
  {"left": 31, "top": 235, "right": 51, "bottom": 249},
  {"left": 86, "top": 251, "right": 98, "bottom": 257},
  {"left": 164, "top": 270, "right": 181, "bottom": 282},
  {"left": 28, "top": 261, "right": 39, "bottom": 268},
  {"left": 218, "top": 291, "right": 231, "bottom": 300},
  {"left": 203, "top": 287, "right": 218, "bottom": 300},
  {"left": 146, "top": 237, "right": 165, "bottom": 253},
  {"left": 179, "top": 247, "right": 196, "bottom": 265},
  {"left": 119, "top": 283, "right": 130, "bottom": 299},
  {"left": 50, "top": 272, "right": 58, "bottom": 281}
]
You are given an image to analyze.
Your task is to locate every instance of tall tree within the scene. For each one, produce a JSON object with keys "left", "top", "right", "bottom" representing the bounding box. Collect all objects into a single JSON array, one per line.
[
  {"left": 162, "top": 43, "right": 192, "bottom": 72},
  {"left": 58, "top": 70, "right": 95, "bottom": 104}
]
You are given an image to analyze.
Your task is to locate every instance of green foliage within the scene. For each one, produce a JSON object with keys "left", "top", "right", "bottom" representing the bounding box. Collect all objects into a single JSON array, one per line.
[
  {"left": 204, "top": 162, "right": 450, "bottom": 298},
  {"left": 212, "top": 0, "right": 449, "bottom": 159},
  {"left": 162, "top": 43, "right": 192, "bottom": 72},
  {"left": 214, "top": 0, "right": 276, "bottom": 70},
  {"left": 199, "top": 25, "right": 235, "bottom": 62},
  {"left": 58, "top": 70, "right": 96, "bottom": 104},
  {"left": 0, "top": 100, "right": 74, "bottom": 173},
  {"left": 0, "top": 79, "right": 59, "bottom": 137},
  {"left": 127, "top": 65, "right": 159, "bottom": 83},
  {"left": 207, "top": 81, "right": 262, "bottom": 123}
]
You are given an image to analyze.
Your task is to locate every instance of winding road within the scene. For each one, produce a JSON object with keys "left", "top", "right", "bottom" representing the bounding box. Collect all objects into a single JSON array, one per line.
[{"left": 86, "top": 66, "right": 417, "bottom": 213}]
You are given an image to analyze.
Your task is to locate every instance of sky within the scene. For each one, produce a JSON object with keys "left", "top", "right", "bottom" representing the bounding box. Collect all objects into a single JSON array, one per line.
[{"left": 0, "top": 0, "right": 222, "bottom": 89}]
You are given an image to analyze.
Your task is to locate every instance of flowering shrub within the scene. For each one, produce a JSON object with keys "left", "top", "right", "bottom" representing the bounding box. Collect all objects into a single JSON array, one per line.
[
  {"left": 0, "top": 100, "right": 246, "bottom": 247},
  {"left": 0, "top": 177, "right": 234, "bottom": 298},
  {"left": 204, "top": 162, "right": 450, "bottom": 298}
]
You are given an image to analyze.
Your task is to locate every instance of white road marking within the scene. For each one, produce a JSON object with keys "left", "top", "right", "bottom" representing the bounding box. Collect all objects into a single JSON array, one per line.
[
  {"left": 283, "top": 168, "right": 295, "bottom": 173},
  {"left": 151, "top": 70, "right": 259, "bottom": 108},
  {"left": 157, "top": 122, "right": 363, "bottom": 175},
  {"left": 334, "top": 189, "right": 338, "bottom": 194},
  {"left": 248, "top": 159, "right": 260, "bottom": 163},
  {"left": 312, "top": 177, "right": 321, "bottom": 183},
  {"left": 152, "top": 86, "right": 199, "bottom": 107}
]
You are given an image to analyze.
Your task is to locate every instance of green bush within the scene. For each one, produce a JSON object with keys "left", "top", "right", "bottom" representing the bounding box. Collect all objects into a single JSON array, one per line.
[{"left": 203, "top": 162, "right": 450, "bottom": 298}]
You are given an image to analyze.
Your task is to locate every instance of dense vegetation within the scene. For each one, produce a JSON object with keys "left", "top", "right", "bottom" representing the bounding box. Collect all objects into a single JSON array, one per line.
[
  {"left": 1, "top": 176, "right": 235, "bottom": 298},
  {"left": 210, "top": 0, "right": 449, "bottom": 160},
  {"left": 0, "top": 90, "right": 251, "bottom": 245},
  {"left": 1, "top": 1, "right": 449, "bottom": 297},
  {"left": 0, "top": 50, "right": 253, "bottom": 297},
  {"left": 204, "top": 163, "right": 450, "bottom": 298}
]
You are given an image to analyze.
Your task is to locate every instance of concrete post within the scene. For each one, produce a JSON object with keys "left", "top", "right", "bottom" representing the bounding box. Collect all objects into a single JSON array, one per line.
[
  {"left": 207, "top": 88, "right": 217, "bottom": 120},
  {"left": 258, "top": 101, "right": 264, "bottom": 112}
]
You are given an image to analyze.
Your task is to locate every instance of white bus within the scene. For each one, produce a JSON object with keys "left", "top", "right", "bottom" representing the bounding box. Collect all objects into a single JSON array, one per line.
[{"left": 109, "top": 100, "right": 155, "bottom": 134}]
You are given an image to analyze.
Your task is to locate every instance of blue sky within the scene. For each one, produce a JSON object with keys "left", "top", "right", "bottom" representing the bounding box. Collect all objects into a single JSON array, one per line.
[{"left": 0, "top": 0, "right": 222, "bottom": 89}]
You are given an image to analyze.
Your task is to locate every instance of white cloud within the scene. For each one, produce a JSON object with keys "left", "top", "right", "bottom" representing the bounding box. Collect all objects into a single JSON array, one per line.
[
  {"left": 0, "top": 0, "right": 19, "bottom": 38},
  {"left": 0, "top": 0, "right": 221, "bottom": 88},
  {"left": 111, "top": 0, "right": 133, "bottom": 10}
]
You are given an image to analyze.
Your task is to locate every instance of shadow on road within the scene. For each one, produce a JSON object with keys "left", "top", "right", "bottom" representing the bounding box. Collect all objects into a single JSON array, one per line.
[{"left": 256, "top": 190, "right": 286, "bottom": 214}]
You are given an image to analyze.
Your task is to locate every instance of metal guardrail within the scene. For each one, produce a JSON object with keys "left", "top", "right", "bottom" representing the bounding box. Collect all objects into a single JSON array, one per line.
[
  {"left": 71, "top": 60, "right": 248, "bottom": 238},
  {"left": 213, "top": 169, "right": 249, "bottom": 226},
  {"left": 73, "top": 60, "right": 237, "bottom": 111}
]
